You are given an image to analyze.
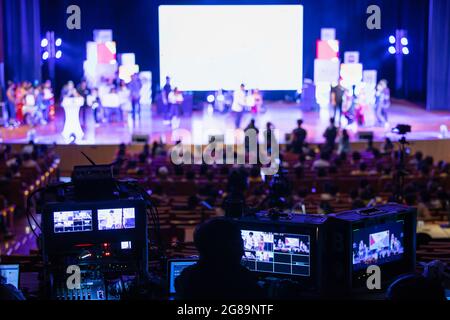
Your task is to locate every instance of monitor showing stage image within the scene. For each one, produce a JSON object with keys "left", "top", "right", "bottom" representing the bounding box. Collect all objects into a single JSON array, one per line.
[
  {"left": 53, "top": 210, "right": 93, "bottom": 233},
  {"left": 97, "top": 208, "right": 136, "bottom": 231},
  {"left": 352, "top": 220, "right": 405, "bottom": 271},
  {"left": 0, "top": 264, "right": 20, "bottom": 289},
  {"left": 159, "top": 5, "right": 303, "bottom": 91},
  {"left": 241, "top": 230, "right": 310, "bottom": 276}
]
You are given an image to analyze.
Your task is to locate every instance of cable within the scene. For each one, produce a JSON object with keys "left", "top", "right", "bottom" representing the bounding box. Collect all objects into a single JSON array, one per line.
[{"left": 24, "top": 182, "right": 73, "bottom": 238}]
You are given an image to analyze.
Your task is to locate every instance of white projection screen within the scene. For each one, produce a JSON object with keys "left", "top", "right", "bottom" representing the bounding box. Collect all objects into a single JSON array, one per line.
[{"left": 159, "top": 5, "right": 303, "bottom": 91}]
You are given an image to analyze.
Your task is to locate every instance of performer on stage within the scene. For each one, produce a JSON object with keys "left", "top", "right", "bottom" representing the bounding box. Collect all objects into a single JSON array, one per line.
[
  {"left": 168, "top": 87, "right": 184, "bottom": 127},
  {"left": 128, "top": 73, "right": 142, "bottom": 126},
  {"left": 231, "top": 83, "right": 247, "bottom": 128},
  {"left": 253, "top": 89, "right": 264, "bottom": 114},
  {"left": 375, "top": 79, "right": 391, "bottom": 127},
  {"left": 162, "top": 76, "right": 172, "bottom": 123},
  {"left": 5, "top": 81, "right": 17, "bottom": 127},
  {"left": 77, "top": 80, "right": 91, "bottom": 128},
  {"left": 61, "top": 81, "right": 79, "bottom": 98},
  {"left": 42, "top": 80, "right": 54, "bottom": 122},
  {"left": 330, "top": 79, "right": 345, "bottom": 127},
  {"left": 163, "top": 76, "right": 172, "bottom": 102}
]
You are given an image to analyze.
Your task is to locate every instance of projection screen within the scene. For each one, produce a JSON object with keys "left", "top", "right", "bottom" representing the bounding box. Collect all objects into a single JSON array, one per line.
[{"left": 159, "top": 5, "right": 303, "bottom": 91}]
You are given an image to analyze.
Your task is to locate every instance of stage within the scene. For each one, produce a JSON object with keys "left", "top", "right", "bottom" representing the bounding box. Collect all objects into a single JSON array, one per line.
[{"left": 1, "top": 100, "right": 449, "bottom": 147}]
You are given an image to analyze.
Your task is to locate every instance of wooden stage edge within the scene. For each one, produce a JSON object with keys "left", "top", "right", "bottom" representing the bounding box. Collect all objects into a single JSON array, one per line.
[{"left": 9, "top": 139, "right": 450, "bottom": 175}]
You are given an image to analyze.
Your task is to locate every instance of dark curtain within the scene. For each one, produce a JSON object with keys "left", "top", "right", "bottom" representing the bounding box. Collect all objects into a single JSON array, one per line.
[
  {"left": 427, "top": 0, "right": 450, "bottom": 110},
  {"left": 4, "top": 0, "right": 41, "bottom": 83}
]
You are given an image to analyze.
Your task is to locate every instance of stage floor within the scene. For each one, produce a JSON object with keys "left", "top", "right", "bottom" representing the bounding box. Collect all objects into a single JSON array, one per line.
[{"left": 1, "top": 100, "right": 450, "bottom": 145}]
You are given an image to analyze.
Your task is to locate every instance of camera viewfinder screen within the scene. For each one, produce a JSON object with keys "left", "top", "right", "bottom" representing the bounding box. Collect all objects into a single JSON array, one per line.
[
  {"left": 53, "top": 210, "right": 93, "bottom": 233},
  {"left": 241, "top": 230, "right": 310, "bottom": 276},
  {"left": 352, "top": 220, "right": 405, "bottom": 271},
  {"left": 97, "top": 208, "right": 136, "bottom": 231}
]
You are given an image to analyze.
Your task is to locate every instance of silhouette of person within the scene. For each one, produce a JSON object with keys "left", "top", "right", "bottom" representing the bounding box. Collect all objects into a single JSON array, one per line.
[
  {"left": 175, "top": 218, "right": 265, "bottom": 300},
  {"left": 386, "top": 273, "right": 446, "bottom": 301},
  {"left": 0, "top": 275, "right": 25, "bottom": 300}
]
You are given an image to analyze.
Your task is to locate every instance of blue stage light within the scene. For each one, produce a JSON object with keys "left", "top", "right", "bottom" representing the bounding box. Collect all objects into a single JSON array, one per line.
[
  {"left": 41, "top": 38, "right": 48, "bottom": 48},
  {"left": 402, "top": 47, "right": 409, "bottom": 55},
  {"left": 55, "top": 51, "right": 63, "bottom": 59},
  {"left": 388, "top": 46, "right": 396, "bottom": 54},
  {"left": 55, "top": 38, "right": 62, "bottom": 47},
  {"left": 389, "top": 36, "right": 396, "bottom": 44},
  {"left": 207, "top": 94, "right": 215, "bottom": 103},
  {"left": 42, "top": 51, "right": 49, "bottom": 60},
  {"left": 401, "top": 37, "right": 408, "bottom": 46}
]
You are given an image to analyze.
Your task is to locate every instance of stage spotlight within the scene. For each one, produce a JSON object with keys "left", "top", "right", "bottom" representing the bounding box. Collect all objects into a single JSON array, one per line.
[
  {"left": 55, "top": 38, "right": 62, "bottom": 47},
  {"left": 55, "top": 50, "right": 63, "bottom": 59},
  {"left": 42, "top": 51, "right": 49, "bottom": 60},
  {"left": 388, "top": 46, "right": 396, "bottom": 54},
  {"left": 401, "top": 37, "right": 408, "bottom": 46},
  {"left": 207, "top": 94, "right": 215, "bottom": 103},
  {"left": 402, "top": 47, "right": 410, "bottom": 55},
  {"left": 41, "top": 38, "right": 48, "bottom": 48},
  {"left": 389, "top": 36, "right": 396, "bottom": 44}
]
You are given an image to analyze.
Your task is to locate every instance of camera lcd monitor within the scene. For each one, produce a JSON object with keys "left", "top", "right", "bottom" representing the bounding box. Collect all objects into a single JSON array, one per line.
[
  {"left": 98, "top": 208, "right": 136, "bottom": 231},
  {"left": 241, "top": 230, "right": 310, "bottom": 276},
  {"left": 53, "top": 210, "right": 93, "bottom": 233},
  {"left": 352, "top": 220, "right": 405, "bottom": 271}
]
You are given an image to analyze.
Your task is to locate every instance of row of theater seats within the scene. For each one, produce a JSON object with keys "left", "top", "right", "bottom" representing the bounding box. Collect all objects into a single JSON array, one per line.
[
  {"left": 109, "top": 147, "right": 450, "bottom": 261},
  {"left": 115, "top": 151, "right": 450, "bottom": 220},
  {"left": 0, "top": 153, "right": 60, "bottom": 240}
]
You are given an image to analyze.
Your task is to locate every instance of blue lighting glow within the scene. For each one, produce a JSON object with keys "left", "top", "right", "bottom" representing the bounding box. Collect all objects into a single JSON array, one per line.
[
  {"left": 388, "top": 46, "right": 396, "bottom": 55},
  {"left": 389, "top": 36, "right": 396, "bottom": 44}
]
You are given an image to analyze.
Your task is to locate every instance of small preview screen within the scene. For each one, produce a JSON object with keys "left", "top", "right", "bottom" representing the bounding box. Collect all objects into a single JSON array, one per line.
[
  {"left": 53, "top": 210, "right": 93, "bottom": 233},
  {"left": 352, "top": 220, "right": 405, "bottom": 271},
  {"left": 241, "top": 230, "right": 310, "bottom": 276},
  {"left": 97, "top": 208, "right": 136, "bottom": 230}
]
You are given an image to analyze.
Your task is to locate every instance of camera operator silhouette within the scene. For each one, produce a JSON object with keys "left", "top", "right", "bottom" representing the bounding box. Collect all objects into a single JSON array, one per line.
[{"left": 175, "top": 218, "right": 265, "bottom": 300}]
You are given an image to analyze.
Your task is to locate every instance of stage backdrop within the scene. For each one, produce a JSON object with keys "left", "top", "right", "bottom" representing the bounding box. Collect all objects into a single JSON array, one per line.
[
  {"left": 159, "top": 5, "right": 303, "bottom": 91},
  {"left": 427, "top": 0, "right": 450, "bottom": 111},
  {"left": 37, "top": 0, "right": 429, "bottom": 101}
]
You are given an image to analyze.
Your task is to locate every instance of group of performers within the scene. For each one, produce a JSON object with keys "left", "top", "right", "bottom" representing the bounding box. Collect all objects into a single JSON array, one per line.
[
  {"left": 4, "top": 80, "right": 55, "bottom": 127},
  {"left": 160, "top": 77, "right": 264, "bottom": 129},
  {"left": 2, "top": 73, "right": 146, "bottom": 132},
  {"left": 3, "top": 73, "right": 390, "bottom": 136},
  {"left": 60, "top": 74, "right": 144, "bottom": 129},
  {"left": 330, "top": 79, "right": 391, "bottom": 128}
]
